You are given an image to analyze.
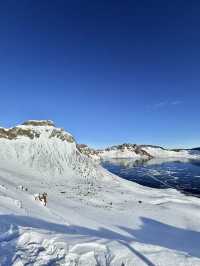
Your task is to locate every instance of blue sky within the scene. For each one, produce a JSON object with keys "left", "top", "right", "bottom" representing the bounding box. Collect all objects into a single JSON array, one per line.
[{"left": 0, "top": 0, "right": 200, "bottom": 148}]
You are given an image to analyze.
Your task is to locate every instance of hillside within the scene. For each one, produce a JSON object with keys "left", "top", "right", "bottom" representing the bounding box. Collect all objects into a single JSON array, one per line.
[
  {"left": 0, "top": 121, "right": 200, "bottom": 265},
  {"left": 78, "top": 143, "right": 200, "bottom": 160},
  {"left": 77, "top": 143, "right": 153, "bottom": 160}
]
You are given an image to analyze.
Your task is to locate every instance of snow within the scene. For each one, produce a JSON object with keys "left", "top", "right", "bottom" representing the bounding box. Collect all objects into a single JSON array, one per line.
[
  {"left": 0, "top": 122, "right": 200, "bottom": 265},
  {"left": 143, "top": 146, "right": 200, "bottom": 159},
  {"left": 96, "top": 145, "right": 200, "bottom": 161},
  {"left": 99, "top": 147, "right": 142, "bottom": 159}
]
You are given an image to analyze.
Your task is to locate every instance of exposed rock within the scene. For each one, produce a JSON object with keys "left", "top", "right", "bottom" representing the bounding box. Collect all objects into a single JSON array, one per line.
[
  {"left": 0, "top": 127, "right": 40, "bottom": 140},
  {"left": 170, "top": 148, "right": 182, "bottom": 152},
  {"left": 105, "top": 143, "right": 137, "bottom": 152},
  {"left": 103, "top": 143, "right": 153, "bottom": 159},
  {"left": 22, "top": 120, "right": 55, "bottom": 127},
  {"left": 0, "top": 120, "right": 104, "bottom": 180},
  {"left": 49, "top": 129, "right": 75, "bottom": 143},
  {"left": 77, "top": 144, "right": 99, "bottom": 157},
  {"left": 0, "top": 120, "right": 74, "bottom": 143},
  {"left": 135, "top": 146, "right": 153, "bottom": 158},
  {"left": 77, "top": 143, "right": 153, "bottom": 159}
]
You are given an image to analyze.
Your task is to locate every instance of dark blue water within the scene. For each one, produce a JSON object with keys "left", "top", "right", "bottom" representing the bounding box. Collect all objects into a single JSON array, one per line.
[{"left": 101, "top": 158, "right": 200, "bottom": 197}]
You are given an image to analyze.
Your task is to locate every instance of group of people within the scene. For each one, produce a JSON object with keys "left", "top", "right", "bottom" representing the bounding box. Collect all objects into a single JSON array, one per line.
[{"left": 34, "top": 192, "right": 48, "bottom": 206}]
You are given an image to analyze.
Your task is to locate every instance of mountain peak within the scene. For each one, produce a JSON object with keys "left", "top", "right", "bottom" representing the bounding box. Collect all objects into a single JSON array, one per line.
[
  {"left": 0, "top": 120, "right": 75, "bottom": 143},
  {"left": 0, "top": 120, "right": 101, "bottom": 179},
  {"left": 22, "top": 120, "right": 55, "bottom": 127}
]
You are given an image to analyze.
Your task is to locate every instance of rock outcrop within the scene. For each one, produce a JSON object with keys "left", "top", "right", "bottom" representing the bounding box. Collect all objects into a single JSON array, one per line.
[
  {"left": 0, "top": 120, "right": 75, "bottom": 143},
  {"left": 22, "top": 120, "right": 55, "bottom": 127},
  {"left": 77, "top": 143, "right": 200, "bottom": 160},
  {"left": 0, "top": 127, "right": 40, "bottom": 140},
  {"left": 77, "top": 143, "right": 153, "bottom": 160}
]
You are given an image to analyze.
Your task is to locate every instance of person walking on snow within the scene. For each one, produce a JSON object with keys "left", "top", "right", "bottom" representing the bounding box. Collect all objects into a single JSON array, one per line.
[{"left": 42, "top": 192, "right": 48, "bottom": 206}]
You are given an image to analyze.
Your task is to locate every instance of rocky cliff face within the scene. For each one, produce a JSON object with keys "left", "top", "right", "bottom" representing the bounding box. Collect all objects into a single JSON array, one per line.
[
  {"left": 76, "top": 144, "right": 100, "bottom": 159},
  {"left": 0, "top": 120, "right": 105, "bottom": 180},
  {"left": 0, "top": 127, "right": 40, "bottom": 140}
]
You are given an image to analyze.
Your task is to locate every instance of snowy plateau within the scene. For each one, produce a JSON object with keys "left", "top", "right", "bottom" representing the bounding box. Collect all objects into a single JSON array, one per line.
[{"left": 0, "top": 120, "right": 200, "bottom": 266}]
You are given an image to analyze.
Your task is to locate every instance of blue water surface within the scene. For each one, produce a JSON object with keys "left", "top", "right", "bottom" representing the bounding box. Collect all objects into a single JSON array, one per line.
[{"left": 101, "top": 158, "right": 200, "bottom": 197}]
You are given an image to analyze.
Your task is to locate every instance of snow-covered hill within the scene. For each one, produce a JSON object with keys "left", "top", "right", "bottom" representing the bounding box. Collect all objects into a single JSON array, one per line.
[
  {"left": 78, "top": 143, "right": 200, "bottom": 160},
  {"left": 0, "top": 120, "right": 106, "bottom": 181},
  {"left": 142, "top": 145, "right": 200, "bottom": 159},
  {"left": 78, "top": 143, "right": 153, "bottom": 160},
  {"left": 0, "top": 121, "right": 200, "bottom": 265}
]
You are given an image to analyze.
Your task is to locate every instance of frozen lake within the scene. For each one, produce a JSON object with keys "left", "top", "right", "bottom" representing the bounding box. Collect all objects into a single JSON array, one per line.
[{"left": 102, "top": 158, "right": 200, "bottom": 197}]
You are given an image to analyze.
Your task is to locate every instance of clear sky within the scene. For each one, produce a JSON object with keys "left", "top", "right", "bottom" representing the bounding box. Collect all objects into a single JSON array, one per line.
[{"left": 0, "top": 1, "right": 200, "bottom": 148}]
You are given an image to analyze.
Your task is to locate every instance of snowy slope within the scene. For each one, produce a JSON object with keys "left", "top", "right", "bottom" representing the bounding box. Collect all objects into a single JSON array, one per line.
[
  {"left": 78, "top": 144, "right": 153, "bottom": 160},
  {"left": 0, "top": 121, "right": 200, "bottom": 265},
  {"left": 99, "top": 147, "right": 142, "bottom": 159},
  {"left": 78, "top": 143, "right": 200, "bottom": 161},
  {"left": 0, "top": 120, "right": 105, "bottom": 182},
  {"left": 142, "top": 146, "right": 200, "bottom": 159}
]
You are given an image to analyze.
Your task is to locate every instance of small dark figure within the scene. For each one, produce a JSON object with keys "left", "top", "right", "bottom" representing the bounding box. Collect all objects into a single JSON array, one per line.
[
  {"left": 138, "top": 200, "right": 142, "bottom": 204},
  {"left": 42, "top": 192, "right": 48, "bottom": 206},
  {"left": 34, "top": 193, "right": 48, "bottom": 206},
  {"left": 42, "top": 192, "right": 47, "bottom": 206}
]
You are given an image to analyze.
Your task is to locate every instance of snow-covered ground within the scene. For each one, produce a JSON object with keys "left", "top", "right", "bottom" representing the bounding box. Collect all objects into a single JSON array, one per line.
[
  {"left": 99, "top": 147, "right": 143, "bottom": 160},
  {"left": 142, "top": 146, "right": 200, "bottom": 160},
  {"left": 0, "top": 121, "right": 200, "bottom": 265}
]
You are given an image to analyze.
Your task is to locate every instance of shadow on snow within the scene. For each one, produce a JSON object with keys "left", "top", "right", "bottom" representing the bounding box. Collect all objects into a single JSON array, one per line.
[{"left": 0, "top": 214, "right": 200, "bottom": 265}]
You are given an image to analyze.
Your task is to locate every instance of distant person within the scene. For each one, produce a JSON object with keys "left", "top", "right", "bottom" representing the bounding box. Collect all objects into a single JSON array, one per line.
[
  {"left": 42, "top": 192, "right": 48, "bottom": 206},
  {"left": 34, "top": 192, "right": 48, "bottom": 206}
]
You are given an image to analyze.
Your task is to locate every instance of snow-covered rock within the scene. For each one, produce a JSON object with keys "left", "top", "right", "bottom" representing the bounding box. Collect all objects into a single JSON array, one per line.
[
  {"left": 79, "top": 143, "right": 200, "bottom": 161},
  {"left": 77, "top": 144, "right": 101, "bottom": 160},
  {"left": 0, "top": 120, "right": 105, "bottom": 181},
  {"left": 100, "top": 144, "right": 153, "bottom": 160},
  {"left": 78, "top": 143, "right": 153, "bottom": 160}
]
